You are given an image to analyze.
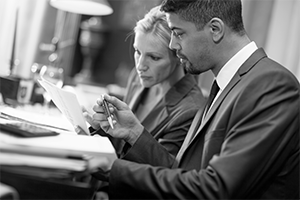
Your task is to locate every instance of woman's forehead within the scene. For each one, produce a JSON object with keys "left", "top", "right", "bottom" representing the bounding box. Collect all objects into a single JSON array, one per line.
[{"left": 134, "top": 32, "right": 168, "bottom": 51}]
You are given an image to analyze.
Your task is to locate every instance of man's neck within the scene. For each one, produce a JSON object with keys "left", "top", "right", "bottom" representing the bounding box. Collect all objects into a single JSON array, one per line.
[{"left": 212, "top": 34, "right": 251, "bottom": 77}]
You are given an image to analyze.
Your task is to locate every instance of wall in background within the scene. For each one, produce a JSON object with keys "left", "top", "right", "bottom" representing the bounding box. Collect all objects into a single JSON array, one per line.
[
  {"left": 0, "top": 0, "right": 80, "bottom": 81},
  {"left": 71, "top": 0, "right": 161, "bottom": 87},
  {"left": 243, "top": 0, "right": 300, "bottom": 80}
]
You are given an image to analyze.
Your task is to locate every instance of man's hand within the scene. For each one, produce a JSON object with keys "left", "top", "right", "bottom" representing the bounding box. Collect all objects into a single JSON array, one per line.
[
  {"left": 93, "top": 94, "right": 144, "bottom": 146},
  {"left": 88, "top": 157, "right": 113, "bottom": 182}
]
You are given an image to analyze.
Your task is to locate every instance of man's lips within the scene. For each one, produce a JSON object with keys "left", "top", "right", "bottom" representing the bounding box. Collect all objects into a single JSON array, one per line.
[{"left": 177, "top": 53, "right": 187, "bottom": 61}]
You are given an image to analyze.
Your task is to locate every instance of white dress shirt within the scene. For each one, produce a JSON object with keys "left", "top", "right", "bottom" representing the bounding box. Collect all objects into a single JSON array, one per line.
[{"left": 206, "top": 41, "right": 258, "bottom": 115}]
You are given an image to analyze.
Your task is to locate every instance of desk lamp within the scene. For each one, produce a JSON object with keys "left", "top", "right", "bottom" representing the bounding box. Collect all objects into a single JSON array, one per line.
[{"left": 49, "top": 0, "right": 113, "bottom": 16}]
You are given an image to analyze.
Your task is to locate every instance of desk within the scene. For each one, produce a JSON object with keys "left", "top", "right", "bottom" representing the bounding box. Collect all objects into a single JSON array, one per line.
[{"left": 0, "top": 103, "right": 115, "bottom": 200}]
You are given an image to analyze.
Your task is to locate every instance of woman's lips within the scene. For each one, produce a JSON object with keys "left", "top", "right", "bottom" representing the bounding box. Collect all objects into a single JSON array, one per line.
[{"left": 139, "top": 75, "right": 151, "bottom": 80}]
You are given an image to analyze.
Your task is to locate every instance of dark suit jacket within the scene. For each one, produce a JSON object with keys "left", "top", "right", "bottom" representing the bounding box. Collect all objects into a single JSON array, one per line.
[
  {"left": 111, "top": 70, "right": 206, "bottom": 158},
  {"left": 108, "top": 49, "right": 300, "bottom": 199}
]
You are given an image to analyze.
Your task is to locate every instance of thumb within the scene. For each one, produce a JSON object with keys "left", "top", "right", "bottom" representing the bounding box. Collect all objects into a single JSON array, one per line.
[{"left": 81, "top": 106, "right": 88, "bottom": 113}]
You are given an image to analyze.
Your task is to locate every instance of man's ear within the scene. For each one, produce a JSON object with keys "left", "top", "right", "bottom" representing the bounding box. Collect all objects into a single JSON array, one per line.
[{"left": 209, "top": 18, "right": 224, "bottom": 43}]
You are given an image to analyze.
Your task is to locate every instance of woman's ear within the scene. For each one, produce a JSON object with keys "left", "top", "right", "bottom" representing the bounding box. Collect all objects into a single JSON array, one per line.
[{"left": 209, "top": 18, "right": 224, "bottom": 43}]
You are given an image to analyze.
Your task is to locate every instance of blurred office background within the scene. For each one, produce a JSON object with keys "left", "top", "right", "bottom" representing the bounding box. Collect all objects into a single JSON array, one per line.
[{"left": 0, "top": 0, "right": 299, "bottom": 96}]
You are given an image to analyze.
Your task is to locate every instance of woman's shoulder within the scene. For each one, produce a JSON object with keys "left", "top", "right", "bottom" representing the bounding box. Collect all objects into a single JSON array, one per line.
[{"left": 166, "top": 74, "right": 206, "bottom": 108}]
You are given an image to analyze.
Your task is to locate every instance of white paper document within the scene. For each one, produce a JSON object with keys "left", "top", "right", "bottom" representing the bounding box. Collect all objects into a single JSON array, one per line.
[
  {"left": 0, "top": 106, "right": 75, "bottom": 133},
  {"left": 0, "top": 133, "right": 117, "bottom": 166},
  {"left": 0, "top": 133, "right": 117, "bottom": 173},
  {"left": 38, "top": 78, "right": 89, "bottom": 134}
]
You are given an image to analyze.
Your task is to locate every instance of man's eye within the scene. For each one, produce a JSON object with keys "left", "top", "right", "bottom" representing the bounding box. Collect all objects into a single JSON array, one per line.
[{"left": 172, "top": 31, "right": 183, "bottom": 39}]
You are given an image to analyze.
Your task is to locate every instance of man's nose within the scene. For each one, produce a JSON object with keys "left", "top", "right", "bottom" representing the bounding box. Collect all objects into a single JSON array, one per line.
[{"left": 169, "top": 34, "right": 180, "bottom": 51}]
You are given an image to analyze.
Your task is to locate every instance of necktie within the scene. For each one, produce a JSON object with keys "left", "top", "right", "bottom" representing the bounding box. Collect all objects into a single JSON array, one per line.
[{"left": 204, "top": 80, "right": 220, "bottom": 117}]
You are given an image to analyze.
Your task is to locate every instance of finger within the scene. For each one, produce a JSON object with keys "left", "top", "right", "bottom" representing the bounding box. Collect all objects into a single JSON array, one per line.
[
  {"left": 88, "top": 157, "right": 111, "bottom": 173},
  {"left": 100, "top": 121, "right": 111, "bottom": 133},
  {"left": 102, "top": 94, "right": 129, "bottom": 111},
  {"left": 74, "top": 126, "right": 88, "bottom": 135},
  {"left": 92, "top": 112, "right": 111, "bottom": 133},
  {"left": 83, "top": 112, "right": 100, "bottom": 130},
  {"left": 93, "top": 103, "right": 104, "bottom": 113},
  {"left": 96, "top": 94, "right": 109, "bottom": 107},
  {"left": 93, "top": 112, "right": 108, "bottom": 121},
  {"left": 81, "top": 106, "right": 88, "bottom": 113}
]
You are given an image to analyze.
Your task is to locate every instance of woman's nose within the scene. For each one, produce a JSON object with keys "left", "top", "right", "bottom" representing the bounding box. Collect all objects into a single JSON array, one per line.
[{"left": 136, "top": 56, "right": 148, "bottom": 71}]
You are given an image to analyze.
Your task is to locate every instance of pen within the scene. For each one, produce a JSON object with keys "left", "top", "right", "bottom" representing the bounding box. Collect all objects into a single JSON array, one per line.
[{"left": 101, "top": 95, "right": 114, "bottom": 129}]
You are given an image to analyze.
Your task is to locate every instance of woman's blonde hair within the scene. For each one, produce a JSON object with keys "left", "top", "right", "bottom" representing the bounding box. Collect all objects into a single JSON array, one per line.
[{"left": 134, "top": 6, "right": 172, "bottom": 49}]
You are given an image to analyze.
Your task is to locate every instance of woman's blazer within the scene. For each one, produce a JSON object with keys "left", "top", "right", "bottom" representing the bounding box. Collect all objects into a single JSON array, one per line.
[{"left": 115, "top": 69, "right": 206, "bottom": 158}]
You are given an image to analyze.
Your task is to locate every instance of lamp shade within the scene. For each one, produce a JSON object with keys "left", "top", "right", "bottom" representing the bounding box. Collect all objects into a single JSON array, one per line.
[{"left": 49, "top": 0, "right": 113, "bottom": 16}]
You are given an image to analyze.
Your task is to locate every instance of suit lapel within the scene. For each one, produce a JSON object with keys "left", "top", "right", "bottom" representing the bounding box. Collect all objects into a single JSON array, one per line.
[
  {"left": 143, "top": 74, "right": 198, "bottom": 135},
  {"left": 174, "top": 75, "right": 241, "bottom": 166},
  {"left": 175, "top": 48, "right": 267, "bottom": 166},
  {"left": 142, "top": 100, "right": 168, "bottom": 134},
  {"left": 128, "top": 87, "right": 145, "bottom": 111},
  {"left": 173, "top": 109, "right": 204, "bottom": 167},
  {"left": 197, "top": 74, "right": 241, "bottom": 136},
  {"left": 189, "top": 48, "right": 267, "bottom": 144}
]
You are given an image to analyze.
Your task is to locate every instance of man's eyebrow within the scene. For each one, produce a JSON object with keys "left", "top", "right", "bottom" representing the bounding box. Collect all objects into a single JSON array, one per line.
[
  {"left": 170, "top": 27, "right": 180, "bottom": 31},
  {"left": 167, "top": 23, "right": 176, "bottom": 31}
]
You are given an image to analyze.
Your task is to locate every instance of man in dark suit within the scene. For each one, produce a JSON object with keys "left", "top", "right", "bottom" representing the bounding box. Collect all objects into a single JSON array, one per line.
[{"left": 90, "top": 0, "right": 299, "bottom": 199}]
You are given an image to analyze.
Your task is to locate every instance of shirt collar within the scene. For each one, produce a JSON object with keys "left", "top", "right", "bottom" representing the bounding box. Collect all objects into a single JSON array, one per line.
[{"left": 215, "top": 41, "right": 258, "bottom": 91}]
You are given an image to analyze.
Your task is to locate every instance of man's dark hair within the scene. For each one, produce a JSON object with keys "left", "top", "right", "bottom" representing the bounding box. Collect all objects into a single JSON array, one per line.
[{"left": 161, "top": 0, "right": 245, "bottom": 35}]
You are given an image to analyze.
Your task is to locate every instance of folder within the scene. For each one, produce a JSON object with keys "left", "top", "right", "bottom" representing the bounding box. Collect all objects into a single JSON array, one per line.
[
  {"left": 0, "top": 152, "right": 87, "bottom": 172},
  {"left": 0, "top": 132, "right": 117, "bottom": 165}
]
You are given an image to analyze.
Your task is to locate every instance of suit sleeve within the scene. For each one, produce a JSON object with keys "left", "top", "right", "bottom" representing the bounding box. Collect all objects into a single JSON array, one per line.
[
  {"left": 121, "top": 102, "right": 205, "bottom": 167},
  {"left": 121, "top": 128, "right": 176, "bottom": 167}
]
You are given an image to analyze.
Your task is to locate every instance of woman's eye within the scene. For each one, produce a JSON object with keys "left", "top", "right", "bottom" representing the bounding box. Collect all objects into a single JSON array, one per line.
[
  {"left": 150, "top": 56, "right": 160, "bottom": 61},
  {"left": 134, "top": 49, "right": 141, "bottom": 56}
]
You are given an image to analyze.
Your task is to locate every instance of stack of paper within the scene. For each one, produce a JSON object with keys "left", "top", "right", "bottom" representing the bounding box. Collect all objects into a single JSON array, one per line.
[
  {"left": 0, "top": 106, "right": 75, "bottom": 134},
  {"left": 0, "top": 152, "right": 87, "bottom": 172},
  {"left": 0, "top": 132, "right": 117, "bottom": 162},
  {"left": 0, "top": 132, "right": 117, "bottom": 179}
]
